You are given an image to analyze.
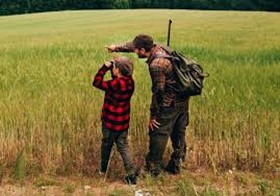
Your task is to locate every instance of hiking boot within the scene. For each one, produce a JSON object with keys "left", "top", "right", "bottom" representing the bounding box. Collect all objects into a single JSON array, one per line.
[
  {"left": 98, "top": 165, "right": 107, "bottom": 176},
  {"left": 125, "top": 174, "right": 137, "bottom": 185},
  {"left": 99, "top": 170, "right": 106, "bottom": 175},
  {"left": 165, "top": 159, "right": 181, "bottom": 175},
  {"left": 150, "top": 169, "right": 161, "bottom": 177},
  {"left": 145, "top": 162, "right": 161, "bottom": 177}
]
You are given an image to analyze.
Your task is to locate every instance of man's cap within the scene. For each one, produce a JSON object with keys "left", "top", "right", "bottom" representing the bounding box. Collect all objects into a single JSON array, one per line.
[{"left": 114, "top": 56, "right": 133, "bottom": 76}]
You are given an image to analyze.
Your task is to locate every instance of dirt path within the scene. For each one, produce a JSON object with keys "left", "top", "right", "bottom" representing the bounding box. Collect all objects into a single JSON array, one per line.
[
  {"left": 0, "top": 181, "right": 134, "bottom": 196},
  {"left": 0, "top": 170, "right": 278, "bottom": 195}
]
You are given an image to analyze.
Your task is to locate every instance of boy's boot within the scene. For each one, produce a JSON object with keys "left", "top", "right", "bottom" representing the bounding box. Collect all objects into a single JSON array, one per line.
[{"left": 125, "top": 173, "right": 137, "bottom": 185}]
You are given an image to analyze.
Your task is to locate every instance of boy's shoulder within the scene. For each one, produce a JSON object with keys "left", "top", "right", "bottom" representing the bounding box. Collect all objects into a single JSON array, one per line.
[
  {"left": 117, "top": 76, "right": 134, "bottom": 90},
  {"left": 118, "top": 76, "right": 134, "bottom": 81},
  {"left": 122, "top": 76, "right": 134, "bottom": 83},
  {"left": 111, "top": 76, "right": 134, "bottom": 86}
]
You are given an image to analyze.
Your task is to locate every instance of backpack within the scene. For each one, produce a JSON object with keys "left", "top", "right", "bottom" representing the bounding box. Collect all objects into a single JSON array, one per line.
[{"left": 156, "top": 45, "right": 208, "bottom": 96}]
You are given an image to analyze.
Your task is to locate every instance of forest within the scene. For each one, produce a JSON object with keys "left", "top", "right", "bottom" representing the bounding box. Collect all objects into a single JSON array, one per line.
[{"left": 0, "top": 0, "right": 279, "bottom": 16}]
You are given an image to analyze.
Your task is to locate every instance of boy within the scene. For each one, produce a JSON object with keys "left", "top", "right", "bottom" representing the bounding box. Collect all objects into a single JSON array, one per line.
[{"left": 92, "top": 56, "right": 137, "bottom": 185}]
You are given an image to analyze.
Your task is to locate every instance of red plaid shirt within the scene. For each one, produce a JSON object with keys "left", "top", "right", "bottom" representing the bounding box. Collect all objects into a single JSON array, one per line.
[{"left": 93, "top": 65, "right": 134, "bottom": 132}]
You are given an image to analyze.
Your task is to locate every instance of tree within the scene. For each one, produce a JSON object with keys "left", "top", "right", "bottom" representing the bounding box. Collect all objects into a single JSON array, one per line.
[
  {"left": 1, "top": 0, "right": 279, "bottom": 16},
  {"left": 131, "top": 0, "right": 150, "bottom": 8},
  {"left": 113, "top": 0, "right": 130, "bottom": 9}
]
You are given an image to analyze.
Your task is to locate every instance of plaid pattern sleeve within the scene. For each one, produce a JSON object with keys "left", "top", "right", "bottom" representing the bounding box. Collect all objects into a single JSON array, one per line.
[
  {"left": 92, "top": 65, "right": 117, "bottom": 92},
  {"left": 149, "top": 57, "right": 170, "bottom": 118},
  {"left": 115, "top": 42, "right": 134, "bottom": 52},
  {"left": 92, "top": 65, "right": 134, "bottom": 132}
]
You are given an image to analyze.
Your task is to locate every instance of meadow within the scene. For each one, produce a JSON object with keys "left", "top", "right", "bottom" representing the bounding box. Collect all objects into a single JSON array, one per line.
[{"left": 0, "top": 10, "right": 279, "bottom": 194}]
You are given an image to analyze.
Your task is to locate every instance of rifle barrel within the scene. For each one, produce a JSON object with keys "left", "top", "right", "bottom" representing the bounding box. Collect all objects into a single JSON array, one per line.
[{"left": 167, "top": 19, "right": 172, "bottom": 46}]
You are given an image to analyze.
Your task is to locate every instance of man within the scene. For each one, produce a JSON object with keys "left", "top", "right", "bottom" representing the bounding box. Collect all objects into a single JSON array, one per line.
[{"left": 107, "top": 34, "right": 189, "bottom": 177}]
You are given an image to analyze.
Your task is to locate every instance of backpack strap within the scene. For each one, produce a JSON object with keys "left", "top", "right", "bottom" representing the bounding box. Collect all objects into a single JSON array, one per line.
[
  {"left": 149, "top": 44, "right": 174, "bottom": 63},
  {"left": 158, "top": 44, "right": 174, "bottom": 54}
]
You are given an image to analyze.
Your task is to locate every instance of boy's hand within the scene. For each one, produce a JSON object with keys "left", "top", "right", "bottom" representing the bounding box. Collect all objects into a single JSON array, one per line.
[{"left": 104, "top": 61, "right": 114, "bottom": 68}]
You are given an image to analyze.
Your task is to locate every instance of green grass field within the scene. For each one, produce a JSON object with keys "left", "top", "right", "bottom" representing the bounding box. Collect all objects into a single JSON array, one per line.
[{"left": 0, "top": 10, "right": 280, "bottom": 194}]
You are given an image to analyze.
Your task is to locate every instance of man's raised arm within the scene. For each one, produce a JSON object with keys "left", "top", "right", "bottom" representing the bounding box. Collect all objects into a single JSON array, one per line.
[{"left": 106, "top": 42, "right": 134, "bottom": 53}]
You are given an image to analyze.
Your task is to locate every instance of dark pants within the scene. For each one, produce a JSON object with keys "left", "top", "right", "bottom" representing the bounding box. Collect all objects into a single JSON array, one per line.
[
  {"left": 100, "top": 123, "right": 135, "bottom": 175},
  {"left": 146, "top": 103, "right": 189, "bottom": 175}
]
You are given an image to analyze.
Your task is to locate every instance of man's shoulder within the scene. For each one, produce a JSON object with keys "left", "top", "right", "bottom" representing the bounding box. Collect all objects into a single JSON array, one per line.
[
  {"left": 150, "top": 54, "right": 172, "bottom": 68},
  {"left": 147, "top": 44, "right": 171, "bottom": 66},
  {"left": 152, "top": 45, "right": 171, "bottom": 59}
]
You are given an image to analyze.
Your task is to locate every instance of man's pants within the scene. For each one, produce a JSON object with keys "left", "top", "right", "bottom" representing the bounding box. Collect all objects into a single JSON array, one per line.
[
  {"left": 146, "top": 104, "right": 189, "bottom": 175},
  {"left": 100, "top": 123, "right": 135, "bottom": 175}
]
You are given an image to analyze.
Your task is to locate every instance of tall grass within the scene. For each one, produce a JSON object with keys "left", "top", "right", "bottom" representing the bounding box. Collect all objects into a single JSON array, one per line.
[{"left": 0, "top": 10, "right": 279, "bottom": 177}]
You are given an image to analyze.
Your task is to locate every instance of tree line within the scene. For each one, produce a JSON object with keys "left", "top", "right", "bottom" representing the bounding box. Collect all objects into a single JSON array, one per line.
[{"left": 0, "top": 0, "right": 279, "bottom": 16}]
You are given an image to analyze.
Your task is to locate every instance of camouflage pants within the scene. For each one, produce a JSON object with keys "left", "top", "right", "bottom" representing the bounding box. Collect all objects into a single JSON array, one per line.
[{"left": 146, "top": 104, "right": 189, "bottom": 176}]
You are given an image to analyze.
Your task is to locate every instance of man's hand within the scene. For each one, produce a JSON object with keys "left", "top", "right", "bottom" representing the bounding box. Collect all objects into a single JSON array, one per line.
[
  {"left": 149, "top": 118, "right": 160, "bottom": 131},
  {"left": 106, "top": 45, "right": 117, "bottom": 53}
]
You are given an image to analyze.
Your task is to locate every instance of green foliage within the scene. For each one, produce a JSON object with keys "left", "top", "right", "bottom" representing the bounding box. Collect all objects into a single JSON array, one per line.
[
  {"left": 34, "top": 176, "right": 60, "bottom": 187},
  {"left": 13, "top": 151, "right": 26, "bottom": 183},
  {"left": 0, "top": 0, "right": 279, "bottom": 16},
  {"left": 109, "top": 189, "right": 131, "bottom": 196},
  {"left": 176, "top": 178, "right": 196, "bottom": 195},
  {"left": 258, "top": 180, "right": 270, "bottom": 195},
  {"left": 113, "top": 0, "right": 130, "bottom": 9},
  {"left": 63, "top": 183, "right": 76, "bottom": 193},
  {"left": 201, "top": 186, "right": 222, "bottom": 196}
]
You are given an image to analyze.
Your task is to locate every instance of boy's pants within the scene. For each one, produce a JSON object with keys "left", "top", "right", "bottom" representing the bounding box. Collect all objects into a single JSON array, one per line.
[{"left": 101, "top": 123, "right": 135, "bottom": 175}]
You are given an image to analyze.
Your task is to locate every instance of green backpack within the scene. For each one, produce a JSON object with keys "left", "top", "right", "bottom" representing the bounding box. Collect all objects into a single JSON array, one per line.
[{"left": 157, "top": 45, "right": 208, "bottom": 96}]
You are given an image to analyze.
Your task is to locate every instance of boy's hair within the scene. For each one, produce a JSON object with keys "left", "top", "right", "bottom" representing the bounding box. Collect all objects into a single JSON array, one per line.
[
  {"left": 132, "top": 34, "right": 154, "bottom": 52},
  {"left": 114, "top": 56, "right": 133, "bottom": 76}
]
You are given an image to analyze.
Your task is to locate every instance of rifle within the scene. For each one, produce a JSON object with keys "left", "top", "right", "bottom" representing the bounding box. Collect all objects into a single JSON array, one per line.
[{"left": 167, "top": 19, "right": 172, "bottom": 47}]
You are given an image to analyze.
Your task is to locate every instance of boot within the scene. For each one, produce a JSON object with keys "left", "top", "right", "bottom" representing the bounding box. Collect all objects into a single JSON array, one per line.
[
  {"left": 145, "top": 161, "right": 161, "bottom": 177},
  {"left": 165, "top": 159, "right": 181, "bottom": 175},
  {"left": 125, "top": 174, "right": 137, "bottom": 185}
]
